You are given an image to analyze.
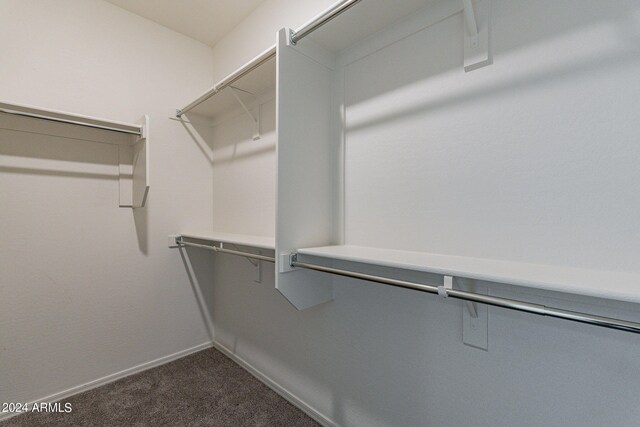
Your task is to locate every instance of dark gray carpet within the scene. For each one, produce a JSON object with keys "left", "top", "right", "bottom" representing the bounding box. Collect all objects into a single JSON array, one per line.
[{"left": 1, "top": 347, "right": 319, "bottom": 427}]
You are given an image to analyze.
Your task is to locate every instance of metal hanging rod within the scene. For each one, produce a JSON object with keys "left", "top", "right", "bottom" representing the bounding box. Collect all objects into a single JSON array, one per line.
[
  {"left": 176, "top": 0, "right": 365, "bottom": 117},
  {"left": 290, "top": 256, "right": 640, "bottom": 334},
  {"left": 217, "top": 48, "right": 276, "bottom": 93},
  {"left": 290, "top": 0, "right": 363, "bottom": 45},
  {"left": 177, "top": 237, "right": 275, "bottom": 263},
  {"left": 176, "top": 46, "right": 276, "bottom": 117},
  {"left": 0, "top": 106, "right": 142, "bottom": 136}
]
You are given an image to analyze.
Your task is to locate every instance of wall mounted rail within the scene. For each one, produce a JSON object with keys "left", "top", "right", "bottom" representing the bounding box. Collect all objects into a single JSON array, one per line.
[
  {"left": 289, "top": 255, "right": 640, "bottom": 334},
  {"left": 176, "top": 236, "right": 275, "bottom": 263}
]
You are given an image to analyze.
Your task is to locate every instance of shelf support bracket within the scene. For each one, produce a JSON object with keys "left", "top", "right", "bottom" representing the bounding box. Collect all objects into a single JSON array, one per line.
[
  {"left": 463, "top": 0, "right": 478, "bottom": 44},
  {"left": 229, "top": 87, "right": 261, "bottom": 140},
  {"left": 439, "top": 276, "right": 478, "bottom": 319},
  {"left": 463, "top": 0, "right": 491, "bottom": 72},
  {"left": 456, "top": 277, "right": 487, "bottom": 350}
]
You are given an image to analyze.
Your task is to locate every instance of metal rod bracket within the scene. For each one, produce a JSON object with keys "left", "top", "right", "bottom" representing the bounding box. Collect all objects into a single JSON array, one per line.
[
  {"left": 438, "top": 275, "right": 453, "bottom": 298},
  {"left": 279, "top": 253, "right": 298, "bottom": 273}
]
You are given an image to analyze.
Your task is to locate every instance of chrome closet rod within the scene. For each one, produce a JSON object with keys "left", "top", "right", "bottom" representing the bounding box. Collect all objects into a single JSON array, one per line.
[
  {"left": 177, "top": 237, "right": 275, "bottom": 263},
  {"left": 176, "top": 46, "right": 276, "bottom": 117},
  {"left": 290, "top": 258, "right": 640, "bottom": 334},
  {"left": 176, "top": 0, "right": 364, "bottom": 117},
  {"left": 290, "top": 0, "right": 364, "bottom": 45},
  {"left": 0, "top": 108, "right": 142, "bottom": 136},
  {"left": 216, "top": 47, "right": 276, "bottom": 93}
]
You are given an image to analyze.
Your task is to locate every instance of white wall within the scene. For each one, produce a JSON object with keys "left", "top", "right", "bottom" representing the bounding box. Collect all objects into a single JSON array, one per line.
[
  {"left": 203, "top": 1, "right": 640, "bottom": 426},
  {"left": 210, "top": 94, "right": 277, "bottom": 237},
  {"left": 0, "top": 0, "right": 216, "bottom": 409}
]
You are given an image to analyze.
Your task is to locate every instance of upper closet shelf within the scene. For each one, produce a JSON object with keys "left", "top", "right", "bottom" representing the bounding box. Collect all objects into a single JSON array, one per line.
[
  {"left": 290, "top": 0, "right": 489, "bottom": 70},
  {"left": 0, "top": 100, "right": 142, "bottom": 137},
  {"left": 180, "top": 232, "right": 275, "bottom": 250},
  {"left": 0, "top": 100, "right": 150, "bottom": 208},
  {"left": 176, "top": 47, "right": 276, "bottom": 125},
  {"left": 297, "top": 245, "right": 640, "bottom": 304}
]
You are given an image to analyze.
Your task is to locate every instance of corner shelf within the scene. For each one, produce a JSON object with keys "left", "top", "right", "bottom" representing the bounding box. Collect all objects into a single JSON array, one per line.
[{"left": 0, "top": 100, "right": 149, "bottom": 208}]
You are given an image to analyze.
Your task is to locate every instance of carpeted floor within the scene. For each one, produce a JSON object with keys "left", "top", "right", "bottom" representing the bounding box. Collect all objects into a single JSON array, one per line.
[{"left": 1, "top": 347, "right": 319, "bottom": 427}]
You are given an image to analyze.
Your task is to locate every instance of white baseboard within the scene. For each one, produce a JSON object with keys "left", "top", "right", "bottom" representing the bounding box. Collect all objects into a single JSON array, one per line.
[
  {"left": 0, "top": 341, "right": 213, "bottom": 423},
  {"left": 211, "top": 339, "right": 337, "bottom": 427}
]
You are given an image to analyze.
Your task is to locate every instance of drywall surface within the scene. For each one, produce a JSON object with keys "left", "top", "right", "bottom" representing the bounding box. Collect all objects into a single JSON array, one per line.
[
  {"left": 210, "top": 94, "right": 277, "bottom": 237},
  {"left": 0, "top": 0, "right": 216, "bottom": 409},
  {"left": 205, "top": 1, "right": 640, "bottom": 426}
]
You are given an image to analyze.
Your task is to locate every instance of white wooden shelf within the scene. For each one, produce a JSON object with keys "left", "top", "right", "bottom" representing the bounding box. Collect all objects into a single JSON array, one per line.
[
  {"left": 0, "top": 100, "right": 149, "bottom": 208},
  {"left": 181, "top": 232, "right": 275, "bottom": 250},
  {"left": 297, "top": 245, "right": 640, "bottom": 304},
  {"left": 178, "top": 53, "right": 275, "bottom": 122},
  {"left": 0, "top": 100, "right": 143, "bottom": 137},
  {"left": 296, "top": 0, "right": 488, "bottom": 70}
]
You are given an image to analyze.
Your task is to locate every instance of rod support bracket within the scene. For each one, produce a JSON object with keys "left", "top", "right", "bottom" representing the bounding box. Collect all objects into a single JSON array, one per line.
[
  {"left": 168, "top": 234, "right": 182, "bottom": 248},
  {"left": 279, "top": 253, "right": 298, "bottom": 273},
  {"left": 438, "top": 275, "right": 453, "bottom": 298}
]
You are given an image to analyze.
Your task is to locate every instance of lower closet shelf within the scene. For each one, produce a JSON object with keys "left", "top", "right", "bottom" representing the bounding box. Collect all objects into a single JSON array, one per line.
[
  {"left": 296, "top": 245, "right": 640, "bottom": 304},
  {"left": 180, "top": 232, "right": 275, "bottom": 250}
]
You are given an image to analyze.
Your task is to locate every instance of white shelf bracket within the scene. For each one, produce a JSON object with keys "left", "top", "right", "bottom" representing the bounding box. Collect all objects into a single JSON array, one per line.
[
  {"left": 457, "top": 278, "right": 488, "bottom": 351},
  {"left": 463, "top": 0, "right": 478, "bottom": 45},
  {"left": 227, "top": 243, "right": 259, "bottom": 267},
  {"left": 229, "top": 87, "right": 261, "bottom": 140},
  {"left": 465, "top": 298, "right": 478, "bottom": 318},
  {"left": 254, "top": 251, "right": 263, "bottom": 284},
  {"left": 457, "top": 277, "right": 478, "bottom": 319},
  {"left": 440, "top": 276, "right": 478, "bottom": 319},
  {"left": 463, "top": 0, "right": 491, "bottom": 72}
]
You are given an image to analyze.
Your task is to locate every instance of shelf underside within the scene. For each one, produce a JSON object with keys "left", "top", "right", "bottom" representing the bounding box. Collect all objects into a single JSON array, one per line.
[{"left": 297, "top": 245, "right": 640, "bottom": 304}]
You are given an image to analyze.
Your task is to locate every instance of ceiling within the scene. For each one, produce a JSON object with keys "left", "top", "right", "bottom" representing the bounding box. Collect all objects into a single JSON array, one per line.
[{"left": 104, "top": 0, "right": 264, "bottom": 47}]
